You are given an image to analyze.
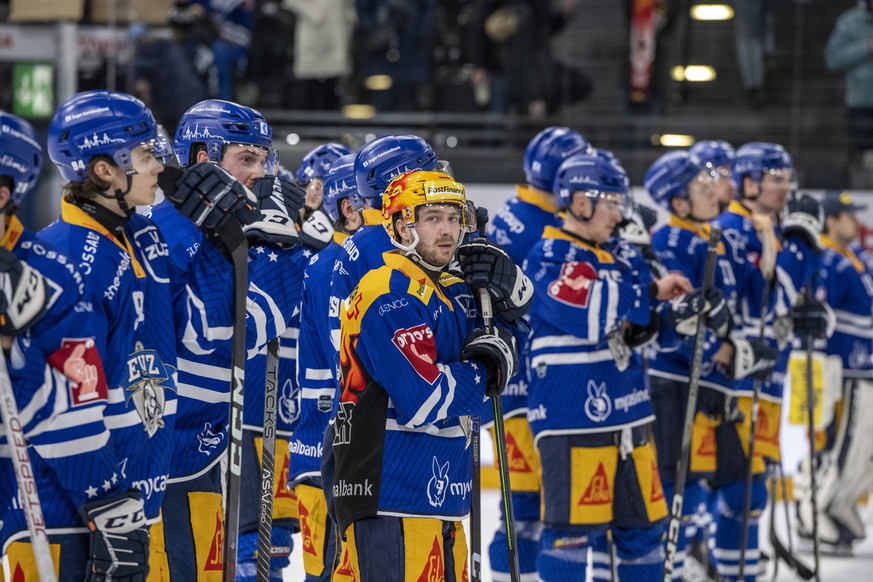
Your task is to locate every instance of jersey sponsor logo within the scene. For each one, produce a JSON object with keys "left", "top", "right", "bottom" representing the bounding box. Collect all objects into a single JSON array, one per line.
[
  {"left": 495, "top": 206, "right": 525, "bottom": 234},
  {"left": 650, "top": 460, "right": 665, "bottom": 502},
  {"left": 450, "top": 479, "right": 472, "bottom": 500},
  {"left": 850, "top": 341, "right": 870, "bottom": 370},
  {"left": 548, "top": 261, "right": 598, "bottom": 307},
  {"left": 584, "top": 381, "right": 612, "bottom": 423},
  {"left": 334, "top": 478, "right": 374, "bottom": 497},
  {"left": 131, "top": 474, "right": 167, "bottom": 499},
  {"left": 415, "top": 278, "right": 428, "bottom": 299},
  {"left": 756, "top": 406, "right": 779, "bottom": 447},
  {"left": 329, "top": 295, "right": 340, "bottom": 318},
  {"left": 123, "top": 341, "right": 176, "bottom": 437},
  {"left": 417, "top": 537, "right": 445, "bottom": 582},
  {"left": 78, "top": 132, "right": 125, "bottom": 150},
  {"left": 504, "top": 378, "right": 528, "bottom": 397},
  {"left": 505, "top": 433, "right": 533, "bottom": 473},
  {"left": 290, "top": 438, "right": 323, "bottom": 458},
  {"left": 378, "top": 297, "right": 408, "bottom": 316},
  {"left": 205, "top": 512, "right": 223, "bottom": 571},
  {"left": 578, "top": 463, "right": 612, "bottom": 505},
  {"left": 613, "top": 388, "right": 650, "bottom": 413},
  {"left": 696, "top": 426, "right": 716, "bottom": 456},
  {"left": 79, "top": 230, "right": 101, "bottom": 276},
  {"left": 335, "top": 546, "right": 357, "bottom": 581},
  {"left": 453, "top": 293, "right": 477, "bottom": 319},
  {"left": 492, "top": 228, "right": 511, "bottom": 246},
  {"left": 278, "top": 378, "right": 300, "bottom": 426},
  {"left": 392, "top": 323, "right": 439, "bottom": 384},
  {"left": 427, "top": 457, "right": 450, "bottom": 508},
  {"left": 197, "top": 422, "right": 224, "bottom": 455},
  {"left": 103, "top": 250, "right": 131, "bottom": 301},
  {"left": 333, "top": 401, "right": 354, "bottom": 445},
  {"left": 318, "top": 394, "right": 333, "bottom": 412},
  {"left": 298, "top": 501, "right": 318, "bottom": 556},
  {"left": 527, "top": 404, "right": 547, "bottom": 422},
  {"left": 139, "top": 226, "right": 169, "bottom": 262},
  {"left": 48, "top": 337, "right": 108, "bottom": 406}
]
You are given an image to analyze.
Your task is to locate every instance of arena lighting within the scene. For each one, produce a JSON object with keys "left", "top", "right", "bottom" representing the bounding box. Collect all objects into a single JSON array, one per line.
[
  {"left": 341, "top": 104, "right": 376, "bottom": 120},
  {"left": 364, "top": 75, "right": 393, "bottom": 91},
  {"left": 285, "top": 133, "right": 300, "bottom": 145},
  {"left": 671, "top": 65, "right": 717, "bottom": 82},
  {"left": 653, "top": 134, "right": 696, "bottom": 147},
  {"left": 690, "top": 4, "right": 734, "bottom": 20},
  {"left": 446, "top": 136, "right": 458, "bottom": 148}
]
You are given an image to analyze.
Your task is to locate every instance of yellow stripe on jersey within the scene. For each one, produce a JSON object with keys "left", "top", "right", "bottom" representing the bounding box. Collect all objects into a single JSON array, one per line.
[
  {"left": 61, "top": 199, "right": 146, "bottom": 278},
  {"left": 668, "top": 215, "right": 726, "bottom": 254},
  {"left": 821, "top": 234, "right": 865, "bottom": 273},
  {"left": 362, "top": 208, "right": 383, "bottom": 226},
  {"left": 542, "top": 225, "right": 615, "bottom": 263},
  {"left": 517, "top": 184, "right": 559, "bottom": 213},
  {"left": 0, "top": 215, "right": 24, "bottom": 251}
]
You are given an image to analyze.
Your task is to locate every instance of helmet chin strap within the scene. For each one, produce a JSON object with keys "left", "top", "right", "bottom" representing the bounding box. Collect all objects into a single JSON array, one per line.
[
  {"left": 97, "top": 173, "right": 135, "bottom": 217},
  {"left": 390, "top": 226, "right": 457, "bottom": 272}
]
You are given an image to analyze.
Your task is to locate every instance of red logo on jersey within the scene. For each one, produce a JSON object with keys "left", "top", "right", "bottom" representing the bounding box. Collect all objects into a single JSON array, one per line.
[
  {"left": 46, "top": 338, "right": 108, "bottom": 406},
  {"left": 12, "top": 564, "right": 25, "bottom": 582},
  {"left": 417, "top": 536, "right": 445, "bottom": 582},
  {"left": 757, "top": 407, "right": 779, "bottom": 447},
  {"left": 392, "top": 324, "right": 440, "bottom": 384},
  {"left": 548, "top": 261, "right": 598, "bottom": 307},
  {"left": 298, "top": 501, "right": 318, "bottom": 556},
  {"left": 506, "top": 433, "right": 532, "bottom": 473},
  {"left": 205, "top": 513, "right": 223, "bottom": 571},
  {"left": 335, "top": 547, "right": 357, "bottom": 581},
  {"left": 697, "top": 426, "right": 717, "bottom": 456},
  {"left": 650, "top": 460, "right": 665, "bottom": 503},
  {"left": 578, "top": 463, "right": 612, "bottom": 505},
  {"left": 276, "top": 453, "right": 294, "bottom": 500}
]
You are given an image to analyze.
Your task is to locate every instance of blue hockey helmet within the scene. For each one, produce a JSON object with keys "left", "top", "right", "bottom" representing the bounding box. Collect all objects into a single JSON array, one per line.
[
  {"left": 354, "top": 134, "right": 439, "bottom": 207},
  {"left": 690, "top": 140, "right": 734, "bottom": 172},
  {"left": 296, "top": 142, "right": 353, "bottom": 186},
  {"left": 524, "top": 127, "right": 592, "bottom": 193},
  {"left": 48, "top": 90, "right": 171, "bottom": 182},
  {"left": 553, "top": 153, "right": 632, "bottom": 219},
  {"left": 644, "top": 150, "right": 703, "bottom": 211},
  {"left": 174, "top": 99, "right": 275, "bottom": 170},
  {"left": 732, "top": 142, "right": 794, "bottom": 195},
  {"left": 323, "top": 154, "right": 362, "bottom": 224},
  {"left": 0, "top": 110, "right": 43, "bottom": 208}
]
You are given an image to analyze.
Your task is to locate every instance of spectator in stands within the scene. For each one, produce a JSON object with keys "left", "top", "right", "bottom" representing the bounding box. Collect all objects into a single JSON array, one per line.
[
  {"left": 283, "top": 0, "right": 356, "bottom": 111},
  {"left": 192, "top": 0, "right": 255, "bottom": 101},
  {"left": 734, "top": 0, "right": 775, "bottom": 109},
  {"left": 826, "top": 1, "right": 873, "bottom": 163},
  {"left": 167, "top": 0, "right": 218, "bottom": 98}
]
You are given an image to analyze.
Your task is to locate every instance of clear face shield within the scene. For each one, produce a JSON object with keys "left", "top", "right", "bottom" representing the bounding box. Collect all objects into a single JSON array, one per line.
[
  {"left": 761, "top": 167, "right": 797, "bottom": 192},
  {"left": 220, "top": 143, "right": 280, "bottom": 175},
  {"left": 407, "top": 201, "right": 476, "bottom": 235},
  {"left": 118, "top": 126, "right": 177, "bottom": 175},
  {"left": 587, "top": 189, "right": 634, "bottom": 221}
]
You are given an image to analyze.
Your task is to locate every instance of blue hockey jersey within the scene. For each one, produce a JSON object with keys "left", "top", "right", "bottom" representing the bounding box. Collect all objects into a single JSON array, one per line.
[
  {"left": 524, "top": 226, "right": 655, "bottom": 440},
  {"left": 332, "top": 252, "right": 488, "bottom": 533},
  {"left": 820, "top": 235, "right": 873, "bottom": 379},
  {"left": 290, "top": 232, "right": 347, "bottom": 486}
]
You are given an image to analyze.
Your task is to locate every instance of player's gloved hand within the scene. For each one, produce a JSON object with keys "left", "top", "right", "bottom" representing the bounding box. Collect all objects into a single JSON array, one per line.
[
  {"left": 783, "top": 194, "right": 823, "bottom": 253},
  {"left": 457, "top": 238, "right": 532, "bottom": 322},
  {"left": 162, "top": 163, "right": 249, "bottom": 230},
  {"left": 730, "top": 338, "right": 777, "bottom": 380},
  {"left": 298, "top": 207, "right": 334, "bottom": 251},
  {"left": 667, "top": 288, "right": 708, "bottom": 336},
  {"left": 461, "top": 327, "right": 517, "bottom": 398},
  {"left": 792, "top": 293, "right": 833, "bottom": 340},
  {"left": 705, "top": 288, "right": 731, "bottom": 339},
  {"left": 236, "top": 175, "right": 303, "bottom": 246},
  {"left": 80, "top": 490, "right": 149, "bottom": 582},
  {"left": 0, "top": 248, "right": 50, "bottom": 335}
]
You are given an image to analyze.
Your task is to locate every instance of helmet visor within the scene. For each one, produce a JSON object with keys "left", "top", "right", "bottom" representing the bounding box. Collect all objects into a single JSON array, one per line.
[
  {"left": 221, "top": 143, "right": 279, "bottom": 175},
  {"left": 762, "top": 167, "right": 797, "bottom": 190},
  {"left": 410, "top": 202, "right": 476, "bottom": 234},
  {"left": 588, "top": 190, "right": 634, "bottom": 221}
]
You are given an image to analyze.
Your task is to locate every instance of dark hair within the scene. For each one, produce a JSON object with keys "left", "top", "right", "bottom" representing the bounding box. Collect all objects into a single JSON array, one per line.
[
  {"left": 62, "top": 155, "right": 115, "bottom": 204},
  {"left": 189, "top": 142, "right": 207, "bottom": 167}
]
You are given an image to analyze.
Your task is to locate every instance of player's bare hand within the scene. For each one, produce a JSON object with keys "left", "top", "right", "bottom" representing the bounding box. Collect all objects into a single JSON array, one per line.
[{"left": 654, "top": 273, "right": 693, "bottom": 300}]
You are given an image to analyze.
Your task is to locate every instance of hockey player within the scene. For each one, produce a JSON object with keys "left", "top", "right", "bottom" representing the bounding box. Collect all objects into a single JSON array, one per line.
[
  {"left": 292, "top": 154, "right": 363, "bottom": 581},
  {"left": 32, "top": 89, "right": 251, "bottom": 580},
  {"left": 0, "top": 111, "right": 115, "bottom": 577},
  {"left": 330, "top": 169, "right": 530, "bottom": 581},
  {"left": 796, "top": 190, "right": 873, "bottom": 553},
  {"left": 689, "top": 140, "right": 736, "bottom": 213},
  {"left": 294, "top": 142, "right": 354, "bottom": 250},
  {"left": 644, "top": 150, "right": 775, "bottom": 581},
  {"left": 524, "top": 152, "right": 692, "bottom": 581},
  {"left": 715, "top": 142, "right": 826, "bottom": 580},
  {"left": 148, "top": 98, "right": 306, "bottom": 580},
  {"left": 483, "top": 126, "right": 591, "bottom": 582}
]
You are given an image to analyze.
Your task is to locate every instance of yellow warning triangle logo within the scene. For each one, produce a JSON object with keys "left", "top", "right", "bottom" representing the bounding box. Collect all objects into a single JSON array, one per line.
[
  {"left": 650, "top": 460, "right": 665, "bottom": 502},
  {"left": 696, "top": 426, "right": 717, "bottom": 456},
  {"left": 205, "top": 512, "right": 224, "bottom": 571},
  {"left": 416, "top": 536, "right": 445, "bottom": 582},
  {"left": 578, "top": 463, "right": 612, "bottom": 505},
  {"left": 506, "top": 432, "right": 532, "bottom": 473}
]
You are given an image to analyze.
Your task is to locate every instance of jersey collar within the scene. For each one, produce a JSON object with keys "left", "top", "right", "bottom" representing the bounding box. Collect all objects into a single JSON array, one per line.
[
  {"left": 668, "top": 215, "right": 726, "bottom": 253},
  {"left": 727, "top": 199, "right": 753, "bottom": 218},
  {"left": 821, "top": 234, "right": 865, "bottom": 273},
  {"left": 61, "top": 199, "right": 146, "bottom": 278},
  {"left": 362, "top": 208, "right": 383, "bottom": 227},
  {"left": 0, "top": 215, "right": 25, "bottom": 252},
  {"left": 333, "top": 231, "right": 349, "bottom": 245},
  {"left": 542, "top": 225, "right": 615, "bottom": 263},
  {"left": 517, "top": 184, "right": 559, "bottom": 213},
  {"left": 382, "top": 251, "right": 455, "bottom": 310}
]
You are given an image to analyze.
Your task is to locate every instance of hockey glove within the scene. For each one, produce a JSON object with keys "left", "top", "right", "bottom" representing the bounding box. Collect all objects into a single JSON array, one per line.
[
  {"left": 730, "top": 338, "right": 777, "bottom": 380},
  {"left": 667, "top": 289, "right": 708, "bottom": 336},
  {"left": 457, "top": 238, "right": 533, "bottom": 321},
  {"left": 0, "top": 248, "right": 51, "bottom": 336},
  {"left": 606, "top": 326, "right": 632, "bottom": 372},
  {"left": 705, "top": 288, "right": 731, "bottom": 339},
  {"left": 298, "top": 207, "right": 334, "bottom": 251},
  {"left": 236, "top": 175, "right": 303, "bottom": 246},
  {"left": 461, "top": 327, "right": 517, "bottom": 398},
  {"left": 792, "top": 293, "right": 832, "bottom": 341},
  {"left": 783, "top": 194, "right": 824, "bottom": 253},
  {"left": 163, "top": 163, "right": 250, "bottom": 230},
  {"left": 80, "top": 490, "right": 149, "bottom": 581}
]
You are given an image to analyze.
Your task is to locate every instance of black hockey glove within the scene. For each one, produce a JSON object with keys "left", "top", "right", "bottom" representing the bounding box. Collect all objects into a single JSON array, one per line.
[
  {"left": 730, "top": 338, "right": 777, "bottom": 381},
  {"left": 792, "top": 293, "right": 831, "bottom": 340},
  {"left": 667, "top": 289, "right": 708, "bottom": 336},
  {"left": 704, "top": 288, "right": 731, "bottom": 339},
  {"left": 298, "top": 207, "right": 334, "bottom": 251},
  {"left": 236, "top": 175, "right": 303, "bottom": 247},
  {"left": 162, "top": 163, "right": 250, "bottom": 231},
  {"left": 783, "top": 194, "right": 824, "bottom": 253},
  {"left": 457, "top": 238, "right": 532, "bottom": 322},
  {"left": 0, "top": 248, "right": 51, "bottom": 336},
  {"left": 80, "top": 490, "right": 149, "bottom": 582},
  {"left": 461, "top": 327, "right": 517, "bottom": 398}
]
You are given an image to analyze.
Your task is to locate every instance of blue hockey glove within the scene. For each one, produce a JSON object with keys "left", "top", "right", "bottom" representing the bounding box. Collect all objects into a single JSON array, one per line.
[
  {"left": 0, "top": 248, "right": 50, "bottom": 335},
  {"left": 298, "top": 207, "right": 334, "bottom": 251},
  {"left": 730, "top": 338, "right": 777, "bottom": 381},
  {"left": 237, "top": 175, "right": 303, "bottom": 246},
  {"left": 457, "top": 238, "right": 532, "bottom": 321},
  {"left": 163, "top": 163, "right": 250, "bottom": 231},
  {"left": 461, "top": 327, "right": 517, "bottom": 397},
  {"left": 783, "top": 194, "right": 823, "bottom": 253},
  {"left": 80, "top": 490, "right": 149, "bottom": 582}
]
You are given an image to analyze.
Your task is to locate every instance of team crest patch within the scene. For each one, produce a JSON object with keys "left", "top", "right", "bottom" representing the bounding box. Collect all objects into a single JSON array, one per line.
[
  {"left": 197, "top": 422, "right": 224, "bottom": 455},
  {"left": 392, "top": 323, "right": 439, "bottom": 384},
  {"left": 548, "top": 261, "right": 598, "bottom": 307},
  {"left": 584, "top": 381, "right": 611, "bottom": 423},
  {"left": 278, "top": 378, "right": 300, "bottom": 425},
  {"left": 124, "top": 341, "right": 175, "bottom": 437},
  {"left": 427, "top": 457, "right": 450, "bottom": 508}
]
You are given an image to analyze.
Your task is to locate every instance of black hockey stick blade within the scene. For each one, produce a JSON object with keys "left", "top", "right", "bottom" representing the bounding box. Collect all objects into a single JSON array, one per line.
[{"left": 770, "top": 519, "right": 815, "bottom": 580}]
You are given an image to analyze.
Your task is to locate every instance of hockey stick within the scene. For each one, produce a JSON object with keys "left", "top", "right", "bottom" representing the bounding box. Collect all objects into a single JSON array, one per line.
[
  {"left": 801, "top": 288, "right": 821, "bottom": 581},
  {"left": 469, "top": 208, "right": 487, "bottom": 582},
  {"left": 0, "top": 354, "right": 56, "bottom": 582},
  {"left": 738, "top": 276, "right": 773, "bottom": 581},
  {"left": 474, "top": 207, "right": 521, "bottom": 582},
  {"left": 663, "top": 225, "right": 722, "bottom": 581},
  {"left": 769, "top": 461, "right": 815, "bottom": 580},
  {"left": 218, "top": 218, "right": 249, "bottom": 582},
  {"left": 256, "top": 338, "right": 280, "bottom": 582}
]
